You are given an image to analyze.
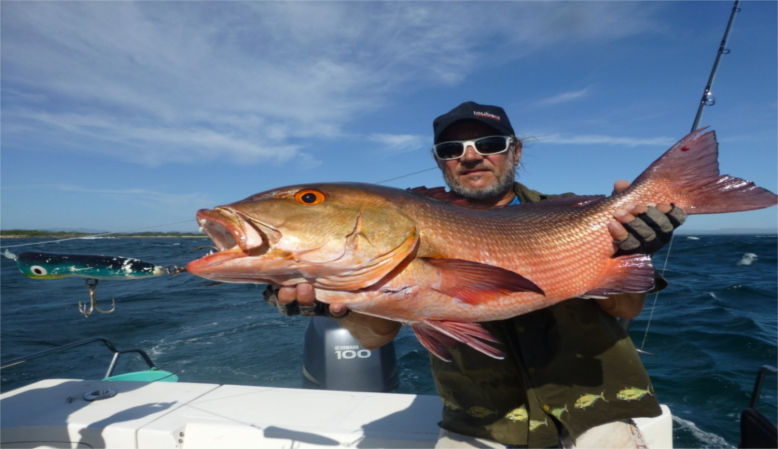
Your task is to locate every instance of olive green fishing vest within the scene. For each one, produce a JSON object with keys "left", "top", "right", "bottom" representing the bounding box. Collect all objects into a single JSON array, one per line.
[{"left": 430, "top": 182, "right": 662, "bottom": 447}]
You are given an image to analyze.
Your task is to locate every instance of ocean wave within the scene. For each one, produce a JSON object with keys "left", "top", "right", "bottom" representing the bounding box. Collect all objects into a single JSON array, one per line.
[
  {"left": 735, "top": 253, "right": 758, "bottom": 266},
  {"left": 672, "top": 415, "right": 734, "bottom": 449}
]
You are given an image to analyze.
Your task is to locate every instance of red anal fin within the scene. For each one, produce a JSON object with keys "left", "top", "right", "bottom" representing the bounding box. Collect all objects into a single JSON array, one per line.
[
  {"left": 581, "top": 254, "right": 655, "bottom": 299},
  {"left": 423, "top": 258, "right": 544, "bottom": 305},
  {"left": 410, "top": 322, "right": 457, "bottom": 362},
  {"left": 411, "top": 320, "right": 505, "bottom": 361}
]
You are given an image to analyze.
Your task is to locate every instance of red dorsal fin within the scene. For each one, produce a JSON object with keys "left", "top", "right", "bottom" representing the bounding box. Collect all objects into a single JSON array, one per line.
[
  {"left": 411, "top": 320, "right": 505, "bottom": 361},
  {"left": 581, "top": 254, "right": 655, "bottom": 299},
  {"left": 422, "top": 258, "right": 544, "bottom": 304}
]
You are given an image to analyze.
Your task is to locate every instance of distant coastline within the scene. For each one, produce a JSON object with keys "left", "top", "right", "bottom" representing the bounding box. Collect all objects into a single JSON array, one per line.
[{"left": 0, "top": 230, "right": 208, "bottom": 239}]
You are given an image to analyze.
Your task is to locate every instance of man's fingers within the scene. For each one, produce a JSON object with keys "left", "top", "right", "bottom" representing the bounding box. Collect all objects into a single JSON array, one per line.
[
  {"left": 277, "top": 283, "right": 316, "bottom": 306},
  {"left": 296, "top": 283, "right": 316, "bottom": 306},
  {"left": 277, "top": 285, "right": 297, "bottom": 304},
  {"left": 612, "top": 180, "right": 630, "bottom": 194},
  {"left": 608, "top": 220, "right": 630, "bottom": 242},
  {"left": 655, "top": 204, "right": 672, "bottom": 214},
  {"left": 329, "top": 303, "right": 349, "bottom": 317}
]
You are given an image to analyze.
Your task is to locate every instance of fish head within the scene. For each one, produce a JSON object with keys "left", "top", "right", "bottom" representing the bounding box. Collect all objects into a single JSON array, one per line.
[{"left": 187, "top": 183, "right": 419, "bottom": 289}]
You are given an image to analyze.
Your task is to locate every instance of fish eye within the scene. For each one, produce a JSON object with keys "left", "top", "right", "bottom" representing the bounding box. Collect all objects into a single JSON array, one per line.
[
  {"left": 31, "top": 265, "right": 47, "bottom": 276},
  {"left": 294, "top": 189, "right": 325, "bottom": 205}
]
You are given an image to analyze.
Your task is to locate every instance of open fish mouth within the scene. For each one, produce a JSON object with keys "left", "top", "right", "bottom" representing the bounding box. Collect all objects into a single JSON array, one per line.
[{"left": 190, "top": 208, "right": 273, "bottom": 270}]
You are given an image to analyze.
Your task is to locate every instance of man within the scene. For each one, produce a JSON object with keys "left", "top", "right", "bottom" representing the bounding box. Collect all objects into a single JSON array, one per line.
[{"left": 265, "top": 101, "right": 685, "bottom": 448}]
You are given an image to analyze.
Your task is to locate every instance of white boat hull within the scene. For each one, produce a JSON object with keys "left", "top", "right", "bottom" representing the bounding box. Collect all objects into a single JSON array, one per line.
[{"left": 0, "top": 379, "right": 672, "bottom": 448}]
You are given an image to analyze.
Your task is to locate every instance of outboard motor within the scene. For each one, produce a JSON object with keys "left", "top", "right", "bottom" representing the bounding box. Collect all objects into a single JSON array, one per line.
[{"left": 303, "top": 316, "right": 399, "bottom": 392}]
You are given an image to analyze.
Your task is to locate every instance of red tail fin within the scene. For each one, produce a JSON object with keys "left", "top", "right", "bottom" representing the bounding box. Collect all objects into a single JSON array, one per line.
[{"left": 630, "top": 129, "right": 777, "bottom": 215}]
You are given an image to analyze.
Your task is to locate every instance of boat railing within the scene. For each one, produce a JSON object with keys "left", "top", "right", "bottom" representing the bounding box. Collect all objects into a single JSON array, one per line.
[
  {"left": 748, "top": 365, "right": 777, "bottom": 409},
  {"left": 0, "top": 336, "right": 158, "bottom": 379},
  {"left": 739, "top": 365, "right": 777, "bottom": 449}
]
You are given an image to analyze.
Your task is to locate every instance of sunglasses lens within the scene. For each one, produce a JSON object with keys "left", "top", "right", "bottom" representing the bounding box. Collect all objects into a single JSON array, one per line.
[
  {"left": 435, "top": 142, "right": 465, "bottom": 160},
  {"left": 475, "top": 137, "right": 509, "bottom": 154}
]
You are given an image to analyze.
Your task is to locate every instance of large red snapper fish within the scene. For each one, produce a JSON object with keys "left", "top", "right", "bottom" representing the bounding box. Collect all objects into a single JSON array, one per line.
[{"left": 187, "top": 129, "right": 777, "bottom": 361}]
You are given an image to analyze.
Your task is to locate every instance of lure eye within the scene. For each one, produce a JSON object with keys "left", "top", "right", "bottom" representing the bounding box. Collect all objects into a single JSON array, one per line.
[
  {"left": 30, "top": 265, "right": 48, "bottom": 276},
  {"left": 294, "top": 189, "right": 325, "bottom": 205}
]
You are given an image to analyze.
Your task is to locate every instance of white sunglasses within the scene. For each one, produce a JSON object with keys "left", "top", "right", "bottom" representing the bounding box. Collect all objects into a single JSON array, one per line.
[{"left": 433, "top": 135, "right": 514, "bottom": 160}]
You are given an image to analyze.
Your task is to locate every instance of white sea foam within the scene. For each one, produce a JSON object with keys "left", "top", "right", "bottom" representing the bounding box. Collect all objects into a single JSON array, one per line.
[
  {"left": 736, "top": 253, "right": 758, "bottom": 266},
  {"left": 672, "top": 415, "right": 735, "bottom": 449},
  {"left": 687, "top": 236, "right": 700, "bottom": 240}
]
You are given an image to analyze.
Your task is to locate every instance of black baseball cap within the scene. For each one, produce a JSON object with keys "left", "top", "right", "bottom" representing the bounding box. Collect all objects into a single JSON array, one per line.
[{"left": 433, "top": 101, "right": 515, "bottom": 143}]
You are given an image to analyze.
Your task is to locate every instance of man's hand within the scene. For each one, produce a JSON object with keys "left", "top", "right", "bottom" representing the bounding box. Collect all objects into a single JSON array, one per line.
[
  {"left": 263, "top": 283, "right": 401, "bottom": 349},
  {"left": 265, "top": 283, "right": 348, "bottom": 318},
  {"left": 607, "top": 180, "right": 686, "bottom": 256}
]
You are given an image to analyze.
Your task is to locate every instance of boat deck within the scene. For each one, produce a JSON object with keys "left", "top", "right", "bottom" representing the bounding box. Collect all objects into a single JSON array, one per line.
[{"left": 0, "top": 379, "right": 672, "bottom": 448}]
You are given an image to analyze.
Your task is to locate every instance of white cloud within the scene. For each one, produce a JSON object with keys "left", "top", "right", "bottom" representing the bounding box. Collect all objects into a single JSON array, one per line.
[
  {"left": 536, "top": 134, "right": 675, "bottom": 147},
  {"left": 10, "top": 110, "right": 308, "bottom": 167},
  {"left": 535, "top": 87, "right": 593, "bottom": 106},
  {"left": 2, "top": 2, "right": 662, "bottom": 166},
  {"left": 369, "top": 133, "right": 428, "bottom": 156}
]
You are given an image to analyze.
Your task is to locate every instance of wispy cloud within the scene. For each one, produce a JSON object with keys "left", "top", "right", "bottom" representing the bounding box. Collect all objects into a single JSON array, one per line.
[
  {"left": 2, "top": 2, "right": 662, "bottom": 166},
  {"left": 11, "top": 110, "right": 309, "bottom": 167},
  {"left": 369, "top": 133, "right": 428, "bottom": 156},
  {"left": 537, "top": 134, "right": 675, "bottom": 147},
  {"left": 535, "top": 87, "right": 593, "bottom": 106}
]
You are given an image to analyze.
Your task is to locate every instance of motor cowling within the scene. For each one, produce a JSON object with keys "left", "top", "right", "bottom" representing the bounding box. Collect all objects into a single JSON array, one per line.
[{"left": 302, "top": 316, "right": 399, "bottom": 392}]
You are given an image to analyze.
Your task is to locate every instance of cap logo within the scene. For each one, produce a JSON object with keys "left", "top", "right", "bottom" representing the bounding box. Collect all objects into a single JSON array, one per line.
[{"left": 474, "top": 111, "right": 500, "bottom": 121}]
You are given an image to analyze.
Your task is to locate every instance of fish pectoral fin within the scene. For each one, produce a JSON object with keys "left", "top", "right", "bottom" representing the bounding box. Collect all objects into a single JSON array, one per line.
[
  {"left": 411, "top": 320, "right": 505, "bottom": 361},
  {"left": 581, "top": 254, "right": 655, "bottom": 298},
  {"left": 422, "top": 258, "right": 544, "bottom": 304}
]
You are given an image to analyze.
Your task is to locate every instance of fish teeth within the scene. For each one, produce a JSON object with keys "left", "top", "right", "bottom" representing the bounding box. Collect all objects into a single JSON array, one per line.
[{"left": 199, "top": 226, "right": 205, "bottom": 233}]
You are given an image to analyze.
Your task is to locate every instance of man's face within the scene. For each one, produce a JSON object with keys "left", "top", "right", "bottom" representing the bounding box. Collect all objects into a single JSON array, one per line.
[{"left": 435, "top": 120, "right": 521, "bottom": 201}]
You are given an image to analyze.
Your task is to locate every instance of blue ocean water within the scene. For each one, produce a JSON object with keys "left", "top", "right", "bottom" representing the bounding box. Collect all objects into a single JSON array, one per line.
[{"left": 1, "top": 235, "right": 775, "bottom": 448}]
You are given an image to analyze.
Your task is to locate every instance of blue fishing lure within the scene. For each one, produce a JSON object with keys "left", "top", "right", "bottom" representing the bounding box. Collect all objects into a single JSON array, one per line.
[{"left": 16, "top": 251, "right": 166, "bottom": 280}]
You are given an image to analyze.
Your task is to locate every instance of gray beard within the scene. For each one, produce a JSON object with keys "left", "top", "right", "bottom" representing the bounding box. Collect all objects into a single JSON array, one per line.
[{"left": 444, "top": 153, "right": 517, "bottom": 201}]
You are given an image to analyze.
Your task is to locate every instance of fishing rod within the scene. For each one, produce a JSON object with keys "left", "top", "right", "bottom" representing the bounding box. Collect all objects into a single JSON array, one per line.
[
  {"left": 634, "top": 0, "right": 741, "bottom": 350},
  {"left": 691, "top": 0, "right": 741, "bottom": 133}
]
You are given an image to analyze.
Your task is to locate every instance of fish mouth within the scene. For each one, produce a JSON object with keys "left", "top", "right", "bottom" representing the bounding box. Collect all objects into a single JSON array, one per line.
[{"left": 187, "top": 208, "right": 274, "bottom": 272}]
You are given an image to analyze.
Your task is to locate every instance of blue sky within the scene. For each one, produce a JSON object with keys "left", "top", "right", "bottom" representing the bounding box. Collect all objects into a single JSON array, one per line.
[{"left": 2, "top": 1, "right": 776, "bottom": 234}]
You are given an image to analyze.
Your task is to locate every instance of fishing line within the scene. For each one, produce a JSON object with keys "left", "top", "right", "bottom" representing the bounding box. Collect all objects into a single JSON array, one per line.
[
  {"left": 0, "top": 219, "right": 193, "bottom": 250},
  {"left": 375, "top": 167, "right": 439, "bottom": 185},
  {"left": 639, "top": 236, "right": 676, "bottom": 351}
]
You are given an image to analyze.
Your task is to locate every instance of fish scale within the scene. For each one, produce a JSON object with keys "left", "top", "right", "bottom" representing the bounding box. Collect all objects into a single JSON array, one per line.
[{"left": 187, "top": 129, "right": 778, "bottom": 360}]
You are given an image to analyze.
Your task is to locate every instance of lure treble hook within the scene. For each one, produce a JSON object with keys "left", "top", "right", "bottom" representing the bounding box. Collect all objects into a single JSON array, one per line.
[{"left": 79, "top": 279, "right": 116, "bottom": 318}]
